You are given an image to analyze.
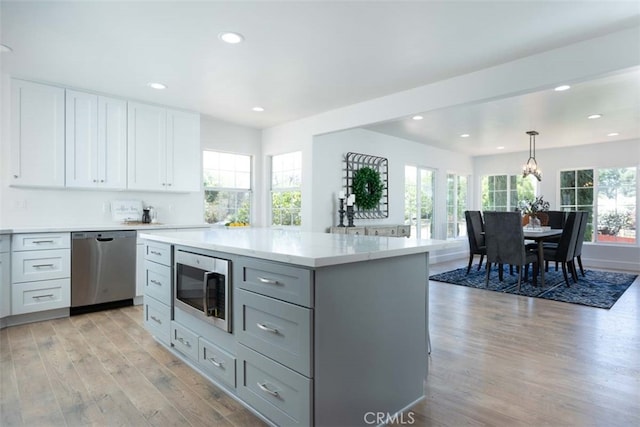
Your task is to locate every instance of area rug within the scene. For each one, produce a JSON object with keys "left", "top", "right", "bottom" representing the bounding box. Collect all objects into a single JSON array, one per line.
[{"left": 429, "top": 266, "right": 637, "bottom": 309}]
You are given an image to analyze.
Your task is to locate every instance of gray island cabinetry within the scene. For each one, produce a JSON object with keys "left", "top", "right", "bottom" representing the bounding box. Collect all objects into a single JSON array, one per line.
[{"left": 140, "top": 228, "right": 455, "bottom": 427}]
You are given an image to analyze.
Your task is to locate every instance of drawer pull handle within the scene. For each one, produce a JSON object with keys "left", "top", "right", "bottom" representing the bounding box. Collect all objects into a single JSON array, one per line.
[
  {"left": 257, "top": 323, "right": 278, "bottom": 334},
  {"left": 257, "top": 382, "right": 279, "bottom": 397},
  {"left": 33, "top": 264, "right": 55, "bottom": 268},
  {"left": 177, "top": 337, "right": 191, "bottom": 347},
  {"left": 150, "top": 279, "right": 162, "bottom": 286},
  {"left": 208, "top": 357, "right": 223, "bottom": 368},
  {"left": 32, "top": 240, "right": 54, "bottom": 244},
  {"left": 150, "top": 250, "right": 162, "bottom": 256},
  {"left": 32, "top": 294, "right": 54, "bottom": 299},
  {"left": 150, "top": 315, "right": 162, "bottom": 324},
  {"left": 257, "top": 277, "right": 279, "bottom": 285}
]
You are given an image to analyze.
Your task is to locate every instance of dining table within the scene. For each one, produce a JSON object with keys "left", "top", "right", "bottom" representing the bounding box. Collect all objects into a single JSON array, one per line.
[{"left": 523, "top": 228, "right": 563, "bottom": 286}]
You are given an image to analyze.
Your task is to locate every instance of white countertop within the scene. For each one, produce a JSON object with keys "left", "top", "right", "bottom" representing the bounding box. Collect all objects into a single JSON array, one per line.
[
  {"left": 0, "top": 223, "right": 210, "bottom": 234},
  {"left": 139, "top": 228, "right": 459, "bottom": 267}
]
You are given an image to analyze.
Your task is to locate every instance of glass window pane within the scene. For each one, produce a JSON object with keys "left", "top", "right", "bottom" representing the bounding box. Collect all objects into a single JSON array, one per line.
[
  {"left": 561, "top": 189, "right": 575, "bottom": 206},
  {"left": 561, "top": 171, "right": 576, "bottom": 188},
  {"left": 495, "top": 175, "right": 507, "bottom": 191},
  {"left": 577, "top": 169, "right": 594, "bottom": 187},
  {"left": 577, "top": 188, "right": 593, "bottom": 205}
]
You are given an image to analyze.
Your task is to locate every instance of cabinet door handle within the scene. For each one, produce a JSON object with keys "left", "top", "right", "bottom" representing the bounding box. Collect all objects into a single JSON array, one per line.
[
  {"left": 150, "top": 250, "right": 162, "bottom": 256},
  {"left": 177, "top": 337, "right": 191, "bottom": 347},
  {"left": 32, "top": 240, "right": 54, "bottom": 244},
  {"left": 13, "top": 174, "right": 19, "bottom": 178},
  {"left": 33, "top": 264, "right": 55, "bottom": 268},
  {"left": 257, "top": 382, "right": 279, "bottom": 397},
  {"left": 32, "top": 294, "right": 54, "bottom": 299},
  {"left": 150, "top": 315, "right": 162, "bottom": 324},
  {"left": 167, "top": 183, "right": 172, "bottom": 187},
  {"left": 93, "top": 179, "right": 97, "bottom": 183},
  {"left": 256, "top": 323, "right": 278, "bottom": 334},
  {"left": 257, "top": 277, "right": 279, "bottom": 285},
  {"left": 149, "top": 279, "right": 162, "bottom": 286},
  {"left": 208, "top": 357, "right": 223, "bottom": 368}
]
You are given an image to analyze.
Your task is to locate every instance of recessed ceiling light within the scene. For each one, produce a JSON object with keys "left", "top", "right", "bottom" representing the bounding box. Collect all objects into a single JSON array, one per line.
[
  {"left": 147, "top": 82, "right": 167, "bottom": 90},
  {"left": 497, "top": 146, "right": 505, "bottom": 150},
  {"left": 554, "top": 85, "right": 571, "bottom": 92},
  {"left": 252, "top": 106, "right": 265, "bottom": 112},
  {"left": 588, "top": 114, "right": 602, "bottom": 119},
  {"left": 607, "top": 132, "right": 620, "bottom": 137},
  {"left": 412, "top": 115, "right": 423, "bottom": 121},
  {"left": 0, "top": 44, "right": 13, "bottom": 53},
  {"left": 460, "top": 134, "right": 470, "bottom": 138},
  {"left": 219, "top": 32, "right": 244, "bottom": 44}
]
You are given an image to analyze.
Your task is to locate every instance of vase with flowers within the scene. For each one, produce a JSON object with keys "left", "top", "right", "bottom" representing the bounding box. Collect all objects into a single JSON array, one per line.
[{"left": 520, "top": 196, "right": 550, "bottom": 229}]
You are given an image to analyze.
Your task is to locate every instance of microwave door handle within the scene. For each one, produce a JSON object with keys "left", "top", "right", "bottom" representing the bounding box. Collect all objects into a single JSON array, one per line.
[{"left": 203, "top": 272, "right": 213, "bottom": 316}]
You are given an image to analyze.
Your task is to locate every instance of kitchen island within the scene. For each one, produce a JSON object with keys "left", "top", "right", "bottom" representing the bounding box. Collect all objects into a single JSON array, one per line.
[{"left": 139, "top": 228, "right": 456, "bottom": 426}]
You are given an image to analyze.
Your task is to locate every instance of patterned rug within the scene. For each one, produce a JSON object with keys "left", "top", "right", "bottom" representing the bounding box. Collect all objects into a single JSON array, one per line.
[{"left": 429, "top": 266, "right": 637, "bottom": 309}]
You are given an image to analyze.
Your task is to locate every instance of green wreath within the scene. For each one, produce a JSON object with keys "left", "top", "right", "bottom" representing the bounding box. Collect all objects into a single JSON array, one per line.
[{"left": 352, "top": 167, "right": 384, "bottom": 210}]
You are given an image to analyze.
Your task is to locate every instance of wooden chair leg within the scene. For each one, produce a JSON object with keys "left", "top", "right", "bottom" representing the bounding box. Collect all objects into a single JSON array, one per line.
[
  {"left": 517, "top": 267, "right": 522, "bottom": 292},
  {"left": 509, "top": 265, "right": 514, "bottom": 275},
  {"left": 545, "top": 260, "right": 549, "bottom": 272},
  {"left": 485, "top": 262, "right": 491, "bottom": 286},
  {"left": 532, "top": 263, "right": 538, "bottom": 286},
  {"left": 498, "top": 264, "right": 504, "bottom": 281},
  {"left": 466, "top": 254, "right": 474, "bottom": 275},
  {"left": 477, "top": 254, "right": 484, "bottom": 271},
  {"left": 569, "top": 260, "right": 578, "bottom": 282},
  {"left": 577, "top": 255, "right": 585, "bottom": 276},
  {"left": 561, "top": 262, "right": 571, "bottom": 287}
]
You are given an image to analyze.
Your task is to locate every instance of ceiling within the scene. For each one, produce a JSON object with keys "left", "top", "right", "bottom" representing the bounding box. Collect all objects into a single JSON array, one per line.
[{"left": 1, "top": 1, "right": 639, "bottom": 153}]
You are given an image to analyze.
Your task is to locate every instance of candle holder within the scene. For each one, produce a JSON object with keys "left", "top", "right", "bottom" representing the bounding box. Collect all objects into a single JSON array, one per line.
[
  {"left": 346, "top": 205, "right": 355, "bottom": 227},
  {"left": 337, "top": 197, "right": 346, "bottom": 227}
]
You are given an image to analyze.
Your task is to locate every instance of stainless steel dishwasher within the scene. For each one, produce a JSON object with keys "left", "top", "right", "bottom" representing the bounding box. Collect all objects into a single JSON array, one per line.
[{"left": 71, "top": 230, "right": 137, "bottom": 314}]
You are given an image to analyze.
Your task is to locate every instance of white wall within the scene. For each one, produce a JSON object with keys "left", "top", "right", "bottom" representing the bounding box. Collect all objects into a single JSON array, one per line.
[{"left": 312, "top": 128, "right": 473, "bottom": 232}]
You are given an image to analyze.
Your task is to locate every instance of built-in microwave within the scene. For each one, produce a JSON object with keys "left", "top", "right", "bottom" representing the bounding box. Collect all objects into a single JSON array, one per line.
[{"left": 174, "top": 249, "right": 231, "bottom": 332}]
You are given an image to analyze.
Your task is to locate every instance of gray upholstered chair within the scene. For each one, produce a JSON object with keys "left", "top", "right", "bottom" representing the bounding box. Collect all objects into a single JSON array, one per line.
[
  {"left": 464, "top": 210, "right": 486, "bottom": 274},
  {"left": 484, "top": 211, "right": 538, "bottom": 291},
  {"left": 542, "top": 211, "right": 581, "bottom": 287},
  {"left": 547, "top": 210, "right": 567, "bottom": 229}
]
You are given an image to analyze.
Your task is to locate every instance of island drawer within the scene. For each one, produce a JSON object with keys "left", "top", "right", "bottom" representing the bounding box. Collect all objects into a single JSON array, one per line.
[
  {"left": 239, "top": 258, "right": 313, "bottom": 307},
  {"left": 11, "top": 278, "right": 70, "bottom": 315},
  {"left": 144, "top": 260, "right": 172, "bottom": 305},
  {"left": 171, "top": 321, "right": 198, "bottom": 361},
  {"left": 12, "top": 249, "right": 71, "bottom": 283},
  {"left": 198, "top": 337, "right": 236, "bottom": 389},
  {"left": 237, "top": 289, "right": 312, "bottom": 377},
  {"left": 144, "top": 241, "right": 172, "bottom": 266},
  {"left": 365, "top": 225, "right": 398, "bottom": 237},
  {"left": 12, "top": 233, "right": 70, "bottom": 251},
  {"left": 144, "top": 297, "right": 171, "bottom": 345},
  {"left": 238, "top": 344, "right": 312, "bottom": 427}
]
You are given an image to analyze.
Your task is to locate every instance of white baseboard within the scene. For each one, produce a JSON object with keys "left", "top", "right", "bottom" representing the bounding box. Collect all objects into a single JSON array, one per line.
[{"left": 581, "top": 257, "right": 640, "bottom": 273}]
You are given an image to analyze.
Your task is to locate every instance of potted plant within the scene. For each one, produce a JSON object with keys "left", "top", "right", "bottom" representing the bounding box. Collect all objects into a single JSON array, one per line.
[{"left": 520, "top": 196, "right": 550, "bottom": 228}]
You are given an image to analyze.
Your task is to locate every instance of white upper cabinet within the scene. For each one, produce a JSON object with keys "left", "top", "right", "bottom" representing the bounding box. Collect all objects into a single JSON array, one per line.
[
  {"left": 166, "top": 108, "right": 201, "bottom": 192},
  {"left": 128, "top": 102, "right": 200, "bottom": 192},
  {"left": 10, "top": 79, "right": 65, "bottom": 187},
  {"left": 65, "top": 90, "right": 127, "bottom": 189}
]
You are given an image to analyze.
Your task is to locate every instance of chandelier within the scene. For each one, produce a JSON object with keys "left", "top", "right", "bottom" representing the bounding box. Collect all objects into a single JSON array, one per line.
[{"left": 522, "top": 130, "right": 542, "bottom": 181}]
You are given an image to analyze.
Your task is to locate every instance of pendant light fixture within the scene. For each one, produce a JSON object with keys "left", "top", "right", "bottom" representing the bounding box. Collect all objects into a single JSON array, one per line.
[{"left": 522, "top": 130, "right": 542, "bottom": 181}]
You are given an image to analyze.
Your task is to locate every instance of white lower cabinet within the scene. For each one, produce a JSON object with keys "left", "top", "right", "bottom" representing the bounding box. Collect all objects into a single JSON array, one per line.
[
  {"left": 10, "top": 233, "right": 70, "bottom": 315},
  {"left": 144, "top": 296, "right": 171, "bottom": 343},
  {"left": 142, "top": 241, "right": 172, "bottom": 344},
  {"left": 170, "top": 321, "right": 199, "bottom": 361}
]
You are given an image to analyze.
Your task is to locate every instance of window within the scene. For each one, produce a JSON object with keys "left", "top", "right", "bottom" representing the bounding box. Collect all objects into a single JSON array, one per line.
[
  {"left": 203, "top": 151, "right": 252, "bottom": 224},
  {"left": 560, "top": 167, "right": 636, "bottom": 244},
  {"left": 447, "top": 174, "right": 468, "bottom": 239},
  {"left": 271, "top": 151, "right": 302, "bottom": 226},
  {"left": 481, "top": 174, "right": 536, "bottom": 211},
  {"left": 405, "top": 165, "right": 434, "bottom": 239},
  {"left": 560, "top": 169, "right": 594, "bottom": 241}
]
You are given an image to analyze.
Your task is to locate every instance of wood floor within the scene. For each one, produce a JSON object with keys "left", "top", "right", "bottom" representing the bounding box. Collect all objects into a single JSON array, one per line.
[{"left": 1, "top": 259, "right": 639, "bottom": 426}]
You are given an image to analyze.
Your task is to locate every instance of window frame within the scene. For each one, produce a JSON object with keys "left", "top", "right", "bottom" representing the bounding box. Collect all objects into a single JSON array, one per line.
[
  {"left": 446, "top": 172, "right": 469, "bottom": 239},
  {"left": 404, "top": 164, "right": 436, "bottom": 240}
]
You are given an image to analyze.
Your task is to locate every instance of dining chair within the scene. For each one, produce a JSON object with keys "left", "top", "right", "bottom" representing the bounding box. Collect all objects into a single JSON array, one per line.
[
  {"left": 547, "top": 211, "right": 567, "bottom": 229},
  {"left": 571, "top": 211, "right": 589, "bottom": 277},
  {"left": 484, "top": 211, "right": 538, "bottom": 291},
  {"left": 542, "top": 211, "right": 580, "bottom": 287},
  {"left": 464, "top": 210, "right": 486, "bottom": 274}
]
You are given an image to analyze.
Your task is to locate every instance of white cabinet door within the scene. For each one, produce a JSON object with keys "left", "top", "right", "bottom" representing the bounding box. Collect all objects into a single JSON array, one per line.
[
  {"left": 66, "top": 90, "right": 99, "bottom": 188},
  {"left": 10, "top": 79, "right": 65, "bottom": 187},
  {"left": 166, "top": 109, "right": 201, "bottom": 192},
  {"left": 98, "top": 96, "right": 127, "bottom": 189},
  {"left": 66, "top": 91, "right": 127, "bottom": 189},
  {"left": 127, "top": 102, "right": 167, "bottom": 191},
  {"left": 135, "top": 241, "right": 144, "bottom": 299}
]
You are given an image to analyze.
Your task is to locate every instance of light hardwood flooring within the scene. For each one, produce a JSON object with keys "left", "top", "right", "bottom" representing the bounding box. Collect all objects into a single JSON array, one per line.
[{"left": 1, "top": 260, "right": 639, "bottom": 426}]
